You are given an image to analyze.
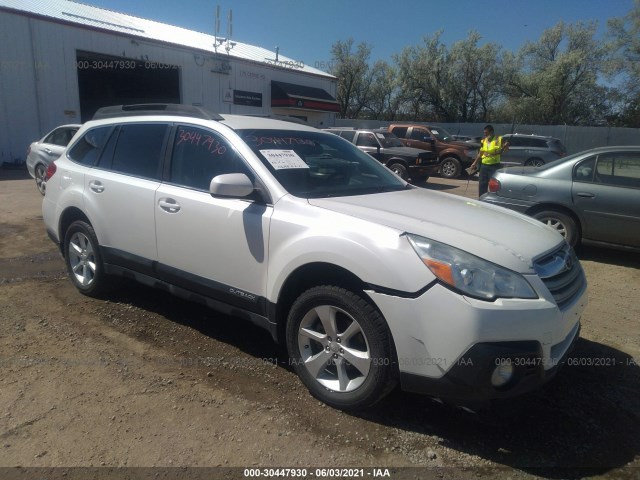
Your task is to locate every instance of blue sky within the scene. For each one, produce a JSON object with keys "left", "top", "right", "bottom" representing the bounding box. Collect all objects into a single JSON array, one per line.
[{"left": 85, "top": 0, "right": 635, "bottom": 70}]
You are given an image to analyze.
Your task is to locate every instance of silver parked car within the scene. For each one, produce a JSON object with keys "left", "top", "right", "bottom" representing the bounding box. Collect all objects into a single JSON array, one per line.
[
  {"left": 481, "top": 146, "right": 640, "bottom": 250},
  {"left": 26, "top": 124, "right": 81, "bottom": 194},
  {"left": 501, "top": 133, "right": 567, "bottom": 167}
]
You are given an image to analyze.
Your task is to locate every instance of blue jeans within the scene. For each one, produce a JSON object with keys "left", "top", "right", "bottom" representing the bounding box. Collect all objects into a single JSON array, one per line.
[{"left": 478, "top": 163, "right": 501, "bottom": 197}]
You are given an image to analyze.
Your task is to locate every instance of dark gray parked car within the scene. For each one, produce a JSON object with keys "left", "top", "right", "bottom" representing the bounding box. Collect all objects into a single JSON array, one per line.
[
  {"left": 481, "top": 146, "right": 640, "bottom": 250},
  {"left": 325, "top": 128, "right": 439, "bottom": 181},
  {"left": 501, "top": 133, "right": 567, "bottom": 167}
]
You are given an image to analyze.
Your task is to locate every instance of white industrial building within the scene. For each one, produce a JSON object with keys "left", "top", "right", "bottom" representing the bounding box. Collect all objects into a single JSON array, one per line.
[{"left": 0, "top": 0, "right": 339, "bottom": 166}]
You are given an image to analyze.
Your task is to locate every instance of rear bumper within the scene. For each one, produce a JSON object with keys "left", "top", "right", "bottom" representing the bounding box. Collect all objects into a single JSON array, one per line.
[{"left": 480, "top": 193, "right": 534, "bottom": 214}]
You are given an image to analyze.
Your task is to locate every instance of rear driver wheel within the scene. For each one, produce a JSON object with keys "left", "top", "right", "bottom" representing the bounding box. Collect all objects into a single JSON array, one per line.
[{"left": 63, "top": 220, "right": 112, "bottom": 297}]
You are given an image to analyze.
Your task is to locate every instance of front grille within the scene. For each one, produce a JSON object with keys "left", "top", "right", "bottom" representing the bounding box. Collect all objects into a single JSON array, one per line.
[{"left": 534, "top": 245, "right": 586, "bottom": 309}]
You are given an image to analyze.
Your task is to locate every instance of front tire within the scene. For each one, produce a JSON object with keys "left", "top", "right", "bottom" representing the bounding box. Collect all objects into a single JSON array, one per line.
[
  {"left": 440, "top": 157, "right": 461, "bottom": 179},
  {"left": 63, "top": 220, "right": 112, "bottom": 297},
  {"left": 388, "top": 162, "right": 408, "bottom": 181},
  {"left": 286, "top": 286, "right": 397, "bottom": 410},
  {"left": 35, "top": 164, "right": 47, "bottom": 195},
  {"left": 532, "top": 210, "right": 580, "bottom": 246}
]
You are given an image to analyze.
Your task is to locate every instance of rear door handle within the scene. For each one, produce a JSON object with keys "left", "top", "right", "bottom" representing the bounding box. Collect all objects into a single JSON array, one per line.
[
  {"left": 44, "top": 148, "right": 53, "bottom": 155},
  {"left": 576, "top": 192, "right": 595, "bottom": 198},
  {"left": 89, "top": 180, "right": 104, "bottom": 193},
  {"left": 158, "top": 198, "right": 181, "bottom": 213}
]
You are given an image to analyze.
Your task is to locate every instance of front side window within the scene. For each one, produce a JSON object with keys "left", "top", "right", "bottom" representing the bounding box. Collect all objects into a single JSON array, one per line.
[
  {"left": 67, "top": 126, "right": 112, "bottom": 166},
  {"left": 170, "top": 126, "right": 248, "bottom": 190},
  {"left": 239, "top": 129, "right": 406, "bottom": 198}
]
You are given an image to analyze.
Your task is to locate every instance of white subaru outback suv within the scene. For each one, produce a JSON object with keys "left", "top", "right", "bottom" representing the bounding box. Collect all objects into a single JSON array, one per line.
[{"left": 43, "top": 104, "right": 587, "bottom": 411}]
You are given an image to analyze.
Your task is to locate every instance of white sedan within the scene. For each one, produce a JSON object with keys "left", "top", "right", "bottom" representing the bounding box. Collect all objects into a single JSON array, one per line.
[{"left": 26, "top": 124, "right": 80, "bottom": 194}]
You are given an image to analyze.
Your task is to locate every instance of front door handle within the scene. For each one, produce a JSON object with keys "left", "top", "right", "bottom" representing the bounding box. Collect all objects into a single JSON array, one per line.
[
  {"left": 89, "top": 180, "right": 104, "bottom": 193},
  {"left": 158, "top": 198, "right": 181, "bottom": 213},
  {"left": 576, "top": 192, "right": 595, "bottom": 198}
]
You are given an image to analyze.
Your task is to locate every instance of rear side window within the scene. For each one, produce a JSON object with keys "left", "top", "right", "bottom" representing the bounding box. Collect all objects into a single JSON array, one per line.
[
  {"left": 111, "top": 124, "right": 168, "bottom": 179},
  {"left": 169, "top": 126, "right": 248, "bottom": 191},
  {"left": 338, "top": 131, "right": 356, "bottom": 142},
  {"left": 391, "top": 127, "right": 408, "bottom": 138},
  {"left": 44, "top": 127, "right": 78, "bottom": 146},
  {"left": 595, "top": 152, "right": 640, "bottom": 188},
  {"left": 67, "top": 126, "right": 112, "bottom": 165}
]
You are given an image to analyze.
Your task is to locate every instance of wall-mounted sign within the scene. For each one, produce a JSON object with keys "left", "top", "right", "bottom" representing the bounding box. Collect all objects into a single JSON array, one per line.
[
  {"left": 234, "top": 90, "right": 262, "bottom": 107},
  {"left": 223, "top": 89, "right": 234, "bottom": 103},
  {"left": 211, "top": 59, "right": 231, "bottom": 74}
]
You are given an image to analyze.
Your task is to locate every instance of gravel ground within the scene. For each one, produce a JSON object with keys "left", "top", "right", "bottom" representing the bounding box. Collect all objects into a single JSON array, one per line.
[{"left": 1, "top": 168, "right": 639, "bottom": 480}]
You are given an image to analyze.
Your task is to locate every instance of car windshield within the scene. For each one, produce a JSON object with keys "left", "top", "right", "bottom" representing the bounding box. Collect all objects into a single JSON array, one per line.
[
  {"left": 429, "top": 126, "right": 453, "bottom": 142},
  {"left": 238, "top": 129, "right": 407, "bottom": 198},
  {"left": 376, "top": 132, "right": 405, "bottom": 148}
]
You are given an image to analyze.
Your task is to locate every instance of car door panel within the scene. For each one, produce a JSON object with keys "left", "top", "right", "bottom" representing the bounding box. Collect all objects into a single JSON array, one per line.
[
  {"left": 154, "top": 124, "right": 273, "bottom": 309},
  {"left": 574, "top": 153, "right": 640, "bottom": 247}
]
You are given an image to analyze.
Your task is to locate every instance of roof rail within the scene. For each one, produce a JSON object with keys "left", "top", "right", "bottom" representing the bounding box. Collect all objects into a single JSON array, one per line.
[
  {"left": 244, "top": 114, "right": 309, "bottom": 125},
  {"left": 92, "top": 104, "right": 224, "bottom": 121}
]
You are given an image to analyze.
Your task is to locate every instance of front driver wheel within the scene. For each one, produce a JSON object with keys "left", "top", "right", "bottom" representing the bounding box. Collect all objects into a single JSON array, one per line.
[
  {"left": 532, "top": 210, "right": 580, "bottom": 246},
  {"left": 286, "top": 286, "right": 397, "bottom": 410}
]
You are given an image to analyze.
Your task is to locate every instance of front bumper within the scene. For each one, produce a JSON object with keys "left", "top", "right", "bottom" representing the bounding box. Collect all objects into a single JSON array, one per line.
[{"left": 367, "top": 276, "right": 587, "bottom": 404}]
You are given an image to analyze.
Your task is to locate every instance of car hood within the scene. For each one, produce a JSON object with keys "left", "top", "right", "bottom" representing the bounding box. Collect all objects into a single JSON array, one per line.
[{"left": 308, "top": 188, "right": 562, "bottom": 273}]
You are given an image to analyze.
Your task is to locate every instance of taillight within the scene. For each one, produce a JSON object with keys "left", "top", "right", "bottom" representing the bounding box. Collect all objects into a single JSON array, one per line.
[
  {"left": 45, "top": 162, "right": 57, "bottom": 181},
  {"left": 488, "top": 177, "right": 501, "bottom": 193}
]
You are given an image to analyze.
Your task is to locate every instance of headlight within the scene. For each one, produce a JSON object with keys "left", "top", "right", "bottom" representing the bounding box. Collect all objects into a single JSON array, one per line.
[{"left": 405, "top": 234, "right": 537, "bottom": 300}]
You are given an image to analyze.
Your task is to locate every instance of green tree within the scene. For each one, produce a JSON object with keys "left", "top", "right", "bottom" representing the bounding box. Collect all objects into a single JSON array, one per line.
[
  {"left": 504, "top": 21, "right": 613, "bottom": 125},
  {"left": 607, "top": 0, "right": 640, "bottom": 126},
  {"left": 362, "top": 60, "right": 399, "bottom": 120},
  {"left": 329, "top": 39, "right": 373, "bottom": 118},
  {"left": 394, "top": 31, "right": 503, "bottom": 122}
]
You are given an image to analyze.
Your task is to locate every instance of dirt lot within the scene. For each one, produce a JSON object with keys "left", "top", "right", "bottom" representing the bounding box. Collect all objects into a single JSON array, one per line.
[{"left": 1, "top": 168, "right": 639, "bottom": 480}]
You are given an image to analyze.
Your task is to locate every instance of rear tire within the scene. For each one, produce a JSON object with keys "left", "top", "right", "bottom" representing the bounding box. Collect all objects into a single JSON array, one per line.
[
  {"left": 440, "top": 157, "right": 461, "bottom": 179},
  {"left": 286, "top": 286, "right": 397, "bottom": 410},
  {"left": 532, "top": 210, "right": 580, "bottom": 246},
  {"left": 63, "top": 220, "right": 112, "bottom": 297},
  {"left": 35, "top": 164, "right": 47, "bottom": 195}
]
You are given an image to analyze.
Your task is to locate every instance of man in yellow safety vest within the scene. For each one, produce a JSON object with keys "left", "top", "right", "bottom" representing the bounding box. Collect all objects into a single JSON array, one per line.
[{"left": 471, "top": 124, "right": 509, "bottom": 197}]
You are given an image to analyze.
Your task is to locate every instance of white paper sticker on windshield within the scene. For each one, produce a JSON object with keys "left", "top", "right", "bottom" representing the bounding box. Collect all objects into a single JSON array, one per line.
[
  {"left": 261, "top": 149, "right": 309, "bottom": 170},
  {"left": 431, "top": 129, "right": 440, "bottom": 135},
  {"left": 376, "top": 133, "right": 385, "bottom": 139}
]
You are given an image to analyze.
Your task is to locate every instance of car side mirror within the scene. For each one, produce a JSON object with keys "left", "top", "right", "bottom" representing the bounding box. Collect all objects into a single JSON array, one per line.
[{"left": 210, "top": 173, "right": 255, "bottom": 198}]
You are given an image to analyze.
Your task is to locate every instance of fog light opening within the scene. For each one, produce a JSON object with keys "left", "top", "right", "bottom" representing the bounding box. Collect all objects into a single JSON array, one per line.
[{"left": 491, "top": 363, "right": 514, "bottom": 387}]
